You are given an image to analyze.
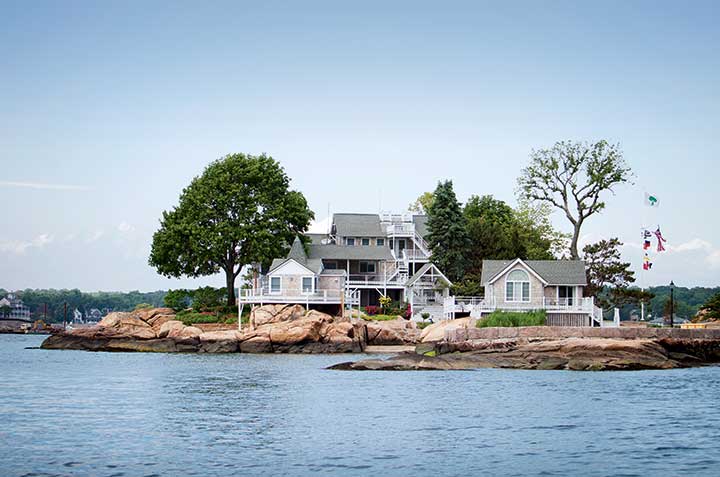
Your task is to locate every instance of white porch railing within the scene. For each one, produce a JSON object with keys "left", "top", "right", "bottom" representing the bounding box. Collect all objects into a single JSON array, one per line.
[
  {"left": 346, "top": 273, "right": 407, "bottom": 287},
  {"left": 238, "top": 288, "right": 358, "bottom": 305},
  {"left": 443, "top": 296, "right": 596, "bottom": 320}
]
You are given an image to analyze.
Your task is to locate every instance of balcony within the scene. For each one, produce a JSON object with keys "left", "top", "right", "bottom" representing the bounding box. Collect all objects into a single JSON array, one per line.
[
  {"left": 346, "top": 273, "right": 407, "bottom": 288},
  {"left": 238, "top": 288, "right": 359, "bottom": 305},
  {"left": 444, "top": 296, "right": 596, "bottom": 318}
]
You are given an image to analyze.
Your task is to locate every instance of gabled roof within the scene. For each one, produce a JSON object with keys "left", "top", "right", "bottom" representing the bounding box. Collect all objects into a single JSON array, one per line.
[
  {"left": 333, "top": 213, "right": 384, "bottom": 237},
  {"left": 406, "top": 262, "right": 452, "bottom": 286},
  {"left": 307, "top": 244, "right": 394, "bottom": 261},
  {"left": 268, "top": 258, "right": 318, "bottom": 275},
  {"left": 481, "top": 259, "right": 587, "bottom": 286},
  {"left": 268, "top": 237, "right": 323, "bottom": 274}
]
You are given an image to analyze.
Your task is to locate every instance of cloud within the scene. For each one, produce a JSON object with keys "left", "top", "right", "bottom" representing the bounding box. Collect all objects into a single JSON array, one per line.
[
  {"left": 669, "top": 238, "right": 712, "bottom": 253},
  {"left": 0, "top": 234, "right": 54, "bottom": 255},
  {"left": 85, "top": 230, "right": 105, "bottom": 243},
  {"left": 0, "top": 181, "right": 92, "bottom": 191},
  {"left": 117, "top": 222, "right": 135, "bottom": 233}
]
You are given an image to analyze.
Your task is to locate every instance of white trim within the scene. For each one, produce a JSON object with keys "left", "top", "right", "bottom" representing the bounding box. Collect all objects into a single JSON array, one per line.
[
  {"left": 301, "top": 276, "right": 315, "bottom": 294},
  {"left": 487, "top": 258, "right": 548, "bottom": 286},
  {"left": 268, "top": 258, "right": 315, "bottom": 276},
  {"left": 406, "top": 263, "right": 453, "bottom": 287},
  {"left": 505, "top": 270, "right": 531, "bottom": 303},
  {"left": 269, "top": 276, "right": 282, "bottom": 295}
]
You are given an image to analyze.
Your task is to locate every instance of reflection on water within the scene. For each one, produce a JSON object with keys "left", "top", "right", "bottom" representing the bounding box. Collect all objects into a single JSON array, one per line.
[{"left": 2, "top": 335, "right": 720, "bottom": 476}]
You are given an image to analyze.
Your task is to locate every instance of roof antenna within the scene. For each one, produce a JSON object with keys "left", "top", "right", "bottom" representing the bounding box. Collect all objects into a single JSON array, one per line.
[{"left": 327, "top": 202, "right": 331, "bottom": 235}]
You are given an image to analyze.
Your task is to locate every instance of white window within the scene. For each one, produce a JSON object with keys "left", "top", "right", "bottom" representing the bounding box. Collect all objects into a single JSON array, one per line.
[
  {"left": 346, "top": 238, "right": 355, "bottom": 246},
  {"left": 505, "top": 269, "right": 530, "bottom": 302},
  {"left": 361, "top": 238, "right": 370, "bottom": 246},
  {"left": 302, "top": 276, "right": 314, "bottom": 294},
  {"left": 270, "top": 276, "right": 281, "bottom": 294},
  {"left": 377, "top": 238, "right": 385, "bottom": 246}
]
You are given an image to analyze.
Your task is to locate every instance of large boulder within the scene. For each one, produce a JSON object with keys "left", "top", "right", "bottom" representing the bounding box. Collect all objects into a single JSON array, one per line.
[
  {"left": 250, "top": 304, "right": 306, "bottom": 327},
  {"left": 96, "top": 312, "right": 157, "bottom": 339},
  {"left": 158, "top": 320, "right": 185, "bottom": 338},
  {"left": 198, "top": 330, "right": 241, "bottom": 353},
  {"left": 365, "top": 318, "right": 420, "bottom": 345},
  {"left": 420, "top": 318, "right": 472, "bottom": 343},
  {"left": 269, "top": 317, "right": 324, "bottom": 347}
]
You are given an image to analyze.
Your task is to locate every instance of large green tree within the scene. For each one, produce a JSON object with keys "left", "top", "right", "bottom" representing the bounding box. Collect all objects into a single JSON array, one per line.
[
  {"left": 149, "top": 153, "right": 313, "bottom": 306},
  {"left": 517, "top": 140, "right": 632, "bottom": 259},
  {"left": 698, "top": 292, "right": 720, "bottom": 321},
  {"left": 583, "top": 238, "right": 652, "bottom": 309},
  {"left": 426, "top": 181, "right": 468, "bottom": 282}
]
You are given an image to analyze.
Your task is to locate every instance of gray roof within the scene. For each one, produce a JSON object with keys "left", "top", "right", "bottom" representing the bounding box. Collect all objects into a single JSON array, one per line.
[
  {"left": 413, "top": 215, "right": 428, "bottom": 238},
  {"left": 306, "top": 233, "right": 330, "bottom": 245},
  {"left": 269, "top": 236, "right": 323, "bottom": 274},
  {"left": 333, "top": 213, "right": 384, "bottom": 237},
  {"left": 307, "top": 244, "right": 394, "bottom": 261},
  {"left": 481, "top": 259, "right": 587, "bottom": 286}
]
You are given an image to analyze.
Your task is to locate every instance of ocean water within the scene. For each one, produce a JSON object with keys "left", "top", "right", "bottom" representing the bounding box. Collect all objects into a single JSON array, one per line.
[{"left": 1, "top": 335, "right": 720, "bottom": 477}]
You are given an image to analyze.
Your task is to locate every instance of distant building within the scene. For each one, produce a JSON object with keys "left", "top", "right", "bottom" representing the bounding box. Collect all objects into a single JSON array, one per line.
[
  {"left": 86, "top": 308, "right": 103, "bottom": 322},
  {"left": 0, "top": 293, "right": 32, "bottom": 320}
]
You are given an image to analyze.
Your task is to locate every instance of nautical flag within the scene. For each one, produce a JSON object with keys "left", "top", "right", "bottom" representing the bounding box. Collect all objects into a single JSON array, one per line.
[
  {"left": 644, "top": 192, "right": 660, "bottom": 207},
  {"left": 654, "top": 227, "right": 667, "bottom": 252},
  {"left": 643, "top": 239, "right": 651, "bottom": 250},
  {"left": 643, "top": 253, "right": 653, "bottom": 270}
]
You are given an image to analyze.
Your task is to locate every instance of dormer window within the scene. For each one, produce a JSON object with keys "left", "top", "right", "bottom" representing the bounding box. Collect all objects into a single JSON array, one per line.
[
  {"left": 346, "top": 238, "right": 355, "bottom": 246},
  {"left": 506, "top": 269, "right": 530, "bottom": 302},
  {"left": 361, "top": 238, "right": 370, "bottom": 246},
  {"left": 377, "top": 238, "right": 385, "bottom": 246}
]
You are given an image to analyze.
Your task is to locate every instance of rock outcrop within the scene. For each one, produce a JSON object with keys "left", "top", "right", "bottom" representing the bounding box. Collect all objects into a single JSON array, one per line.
[
  {"left": 42, "top": 306, "right": 369, "bottom": 354},
  {"left": 330, "top": 336, "right": 720, "bottom": 371}
]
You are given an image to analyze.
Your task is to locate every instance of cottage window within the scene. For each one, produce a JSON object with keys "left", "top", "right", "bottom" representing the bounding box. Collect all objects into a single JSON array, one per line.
[
  {"left": 361, "top": 238, "right": 370, "bottom": 246},
  {"left": 376, "top": 238, "right": 385, "bottom": 246},
  {"left": 505, "top": 269, "right": 530, "bottom": 302},
  {"left": 346, "top": 238, "right": 355, "bottom": 246},
  {"left": 324, "top": 261, "right": 337, "bottom": 270},
  {"left": 359, "top": 261, "right": 376, "bottom": 273},
  {"left": 270, "top": 276, "right": 281, "bottom": 294},
  {"left": 302, "top": 277, "right": 314, "bottom": 294}
]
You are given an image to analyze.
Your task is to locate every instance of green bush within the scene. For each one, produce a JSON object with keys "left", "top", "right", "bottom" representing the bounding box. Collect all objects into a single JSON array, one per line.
[
  {"left": 421, "top": 312, "right": 430, "bottom": 320},
  {"left": 133, "top": 303, "right": 153, "bottom": 311},
  {"left": 476, "top": 310, "right": 546, "bottom": 328},
  {"left": 192, "top": 286, "right": 226, "bottom": 312},
  {"left": 417, "top": 321, "right": 433, "bottom": 329},
  {"left": 164, "top": 289, "right": 193, "bottom": 311}
]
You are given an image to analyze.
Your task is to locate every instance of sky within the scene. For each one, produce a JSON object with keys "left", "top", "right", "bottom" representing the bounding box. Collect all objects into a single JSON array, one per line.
[{"left": 1, "top": 0, "right": 718, "bottom": 292}]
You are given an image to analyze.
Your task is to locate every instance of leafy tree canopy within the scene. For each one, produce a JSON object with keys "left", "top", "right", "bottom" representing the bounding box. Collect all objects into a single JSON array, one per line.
[
  {"left": 149, "top": 153, "right": 313, "bottom": 305},
  {"left": 698, "top": 292, "right": 720, "bottom": 321},
  {"left": 408, "top": 191, "right": 435, "bottom": 214},
  {"left": 518, "top": 140, "right": 632, "bottom": 259}
]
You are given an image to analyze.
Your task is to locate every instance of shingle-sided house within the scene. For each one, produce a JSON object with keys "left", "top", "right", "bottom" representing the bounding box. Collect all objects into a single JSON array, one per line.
[
  {"left": 239, "top": 212, "right": 451, "bottom": 319},
  {"left": 445, "top": 258, "right": 603, "bottom": 326}
]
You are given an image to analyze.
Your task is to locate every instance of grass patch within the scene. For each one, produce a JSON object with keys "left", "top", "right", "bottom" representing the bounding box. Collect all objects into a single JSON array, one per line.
[
  {"left": 362, "top": 314, "right": 402, "bottom": 321},
  {"left": 416, "top": 322, "right": 433, "bottom": 330},
  {"left": 176, "top": 310, "right": 248, "bottom": 326},
  {"left": 476, "top": 310, "right": 546, "bottom": 328}
]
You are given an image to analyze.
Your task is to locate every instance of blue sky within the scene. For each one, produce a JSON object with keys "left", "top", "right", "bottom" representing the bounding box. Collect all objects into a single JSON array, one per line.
[{"left": 1, "top": 0, "right": 718, "bottom": 291}]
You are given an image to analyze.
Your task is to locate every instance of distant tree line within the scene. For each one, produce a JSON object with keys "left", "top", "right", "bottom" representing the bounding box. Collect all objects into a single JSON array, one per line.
[{"left": 0, "top": 288, "right": 167, "bottom": 323}]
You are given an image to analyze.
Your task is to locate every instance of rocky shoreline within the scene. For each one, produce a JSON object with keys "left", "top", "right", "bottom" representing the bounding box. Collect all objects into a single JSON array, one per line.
[
  {"left": 40, "top": 307, "right": 720, "bottom": 371},
  {"left": 40, "top": 305, "right": 420, "bottom": 354},
  {"left": 331, "top": 331, "right": 720, "bottom": 371}
]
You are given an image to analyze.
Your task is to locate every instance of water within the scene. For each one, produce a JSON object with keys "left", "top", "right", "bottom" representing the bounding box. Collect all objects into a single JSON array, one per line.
[{"left": 2, "top": 335, "right": 720, "bottom": 477}]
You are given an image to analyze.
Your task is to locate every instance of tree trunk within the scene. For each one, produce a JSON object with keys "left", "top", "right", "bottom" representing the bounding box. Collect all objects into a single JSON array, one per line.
[
  {"left": 225, "top": 268, "right": 236, "bottom": 307},
  {"left": 570, "top": 223, "right": 582, "bottom": 260}
]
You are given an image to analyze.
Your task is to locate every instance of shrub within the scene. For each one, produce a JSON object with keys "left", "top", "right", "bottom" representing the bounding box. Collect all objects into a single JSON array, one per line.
[
  {"left": 421, "top": 312, "right": 430, "bottom": 320},
  {"left": 476, "top": 310, "right": 546, "bottom": 328},
  {"left": 133, "top": 303, "right": 153, "bottom": 311},
  {"left": 365, "top": 305, "right": 380, "bottom": 316},
  {"left": 417, "top": 321, "right": 432, "bottom": 329},
  {"left": 191, "top": 286, "right": 226, "bottom": 312},
  {"left": 164, "top": 289, "right": 193, "bottom": 311}
]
